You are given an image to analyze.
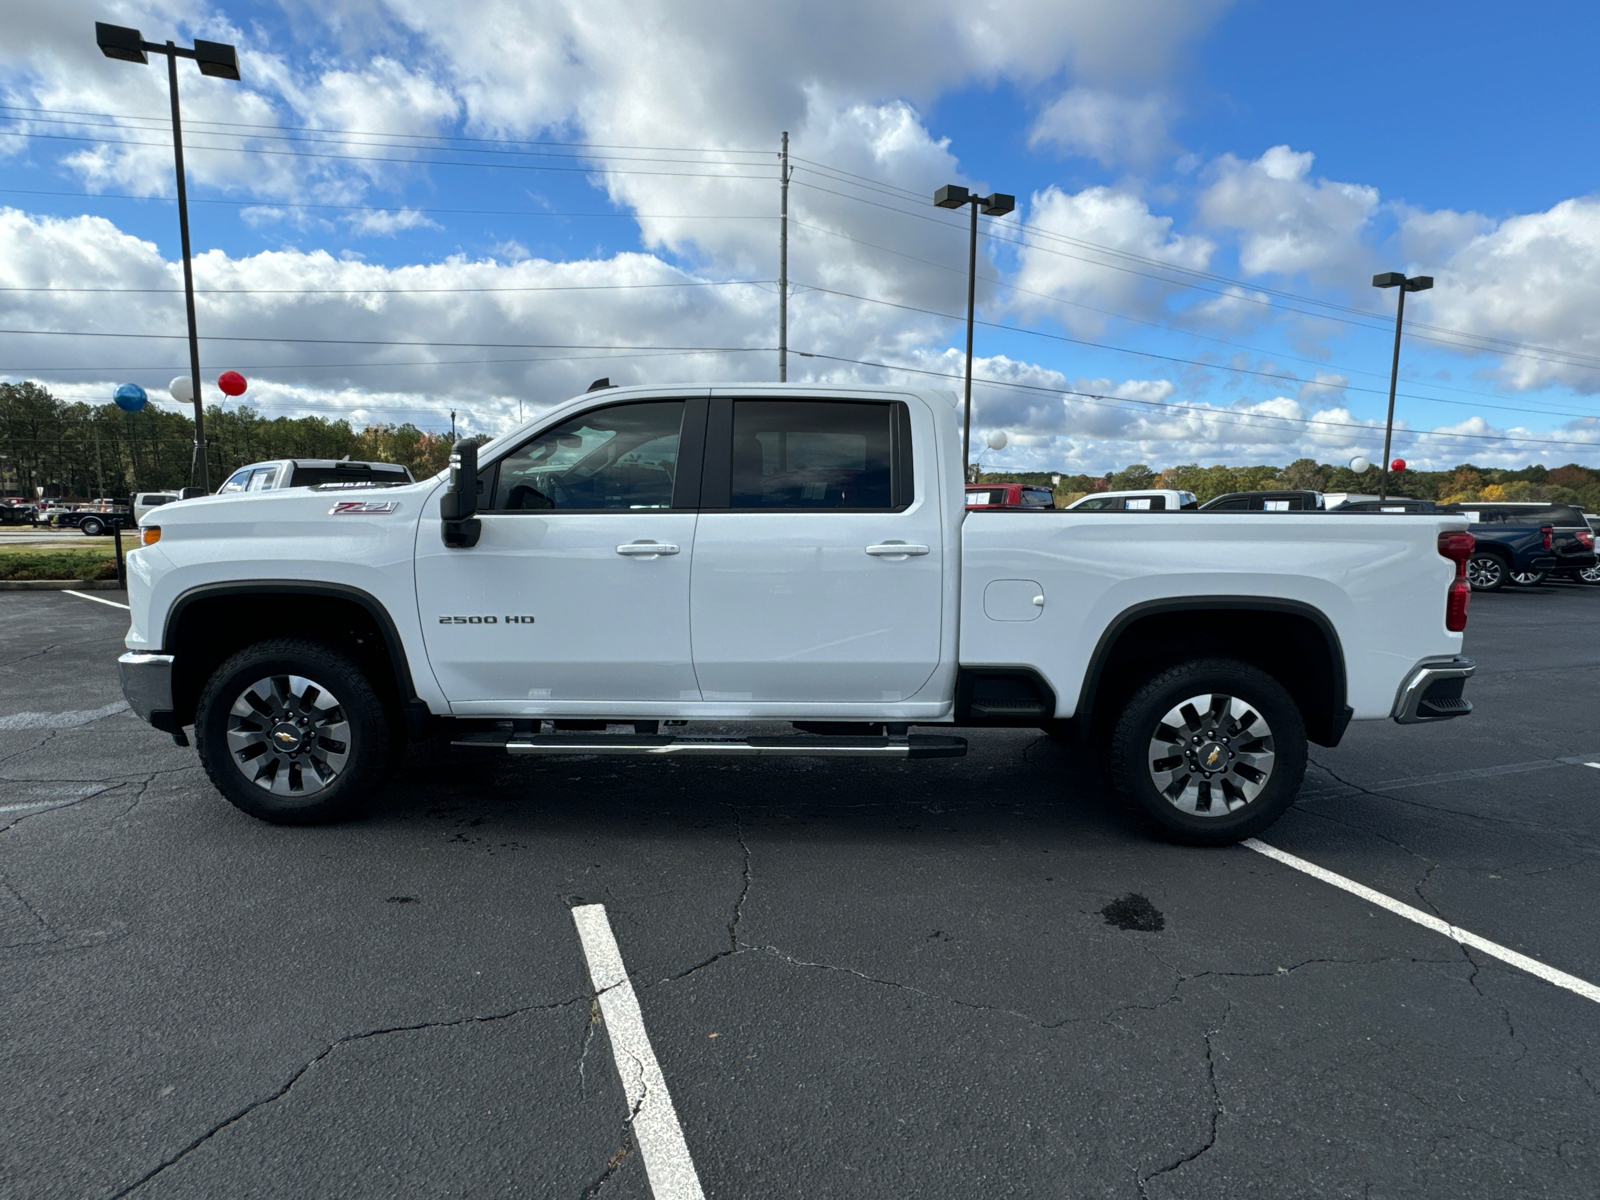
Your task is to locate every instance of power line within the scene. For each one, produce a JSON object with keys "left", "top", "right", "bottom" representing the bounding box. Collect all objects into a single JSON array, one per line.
[
  {"left": 0, "top": 329, "right": 776, "bottom": 352},
  {"left": 0, "top": 187, "right": 775, "bottom": 223},
  {"left": 783, "top": 217, "right": 1600, "bottom": 419},
  {"left": 0, "top": 130, "right": 777, "bottom": 182},
  {"left": 791, "top": 281, "right": 1600, "bottom": 423},
  {"left": 0, "top": 280, "right": 773, "bottom": 296},
  {"left": 0, "top": 102, "right": 772, "bottom": 156},
  {"left": 793, "top": 349, "right": 1600, "bottom": 451}
]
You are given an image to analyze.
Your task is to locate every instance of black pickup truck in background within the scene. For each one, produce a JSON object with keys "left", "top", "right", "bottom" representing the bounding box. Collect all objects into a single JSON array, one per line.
[{"left": 1437, "top": 502, "right": 1597, "bottom": 590}]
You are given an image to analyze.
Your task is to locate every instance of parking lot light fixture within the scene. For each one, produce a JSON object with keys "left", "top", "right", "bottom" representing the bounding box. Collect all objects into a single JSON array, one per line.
[
  {"left": 934, "top": 183, "right": 1016, "bottom": 480},
  {"left": 1372, "top": 272, "right": 1434, "bottom": 502},
  {"left": 94, "top": 21, "right": 241, "bottom": 493}
]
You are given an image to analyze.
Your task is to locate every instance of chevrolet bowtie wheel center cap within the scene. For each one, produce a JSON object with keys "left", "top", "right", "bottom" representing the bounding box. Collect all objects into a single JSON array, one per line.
[
  {"left": 225, "top": 674, "right": 352, "bottom": 797},
  {"left": 1145, "top": 692, "right": 1276, "bottom": 819}
]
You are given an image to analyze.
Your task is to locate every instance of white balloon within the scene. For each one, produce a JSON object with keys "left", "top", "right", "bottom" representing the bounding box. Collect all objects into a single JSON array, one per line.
[
  {"left": 986, "top": 430, "right": 1008, "bottom": 450},
  {"left": 169, "top": 375, "right": 194, "bottom": 404},
  {"left": 1349, "top": 456, "right": 1371, "bottom": 474}
]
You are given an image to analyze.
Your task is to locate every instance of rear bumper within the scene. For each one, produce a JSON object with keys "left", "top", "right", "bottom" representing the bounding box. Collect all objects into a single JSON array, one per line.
[
  {"left": 117, "top": 652, "right": 177, "bottom": 730},
  {"left": 1392, "top": 656, "right": 1475, "bottom": 724}
]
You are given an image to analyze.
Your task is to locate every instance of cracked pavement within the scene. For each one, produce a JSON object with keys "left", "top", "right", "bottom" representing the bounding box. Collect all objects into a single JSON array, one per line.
[{"left": 2, "top": 586, "right": 1599, "bottom": 1198}]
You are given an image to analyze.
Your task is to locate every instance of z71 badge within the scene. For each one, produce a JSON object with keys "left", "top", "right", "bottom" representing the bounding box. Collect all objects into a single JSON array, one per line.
[{"left": 330, "top": 500, "right": 398, "bottom": 515}]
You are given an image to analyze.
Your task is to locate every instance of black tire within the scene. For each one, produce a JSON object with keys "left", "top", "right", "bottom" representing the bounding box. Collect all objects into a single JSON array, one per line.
[
  {"left": 1466, "top": 553, "right": 1507, "bottom": 592},
  {"left": 1106, "top": 658, "right": 1308, "bottom": 846},
  {"left": 194, "top": 637, "right": 401, "bottom": 824},
  {"left": 79, "top": 517, "right": 104, "bottom": 536}
]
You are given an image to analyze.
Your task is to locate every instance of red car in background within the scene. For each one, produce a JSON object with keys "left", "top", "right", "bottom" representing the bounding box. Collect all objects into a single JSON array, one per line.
[{"left": 966, "top": 482, "right": 1056, "bottom": 510}]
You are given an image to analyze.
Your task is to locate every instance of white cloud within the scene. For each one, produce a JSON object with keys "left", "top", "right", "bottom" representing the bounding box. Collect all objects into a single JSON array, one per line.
[
  {"left": 1415, "top": 197, "right": 1600, "bottom": 393},
  {"left": 1197, "top": 145, "right": 1378, "bottom": 279},
  {"left": 1028, "top": 88, "right": 1173, "bottom": 167},
  {"left": 1010, "top": 185, "right": 1213, "bottom": 333}
]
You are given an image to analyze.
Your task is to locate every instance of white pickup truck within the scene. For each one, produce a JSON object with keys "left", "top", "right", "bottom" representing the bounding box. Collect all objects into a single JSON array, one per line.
[{"left": 117, "top": 383, "right": 1476, "bottom": 844}]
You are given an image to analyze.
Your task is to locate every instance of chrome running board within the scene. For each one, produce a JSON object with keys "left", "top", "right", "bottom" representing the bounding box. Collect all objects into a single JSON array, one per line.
[{"left": 452, "top": 732, "right": 967, "bottom": 759}]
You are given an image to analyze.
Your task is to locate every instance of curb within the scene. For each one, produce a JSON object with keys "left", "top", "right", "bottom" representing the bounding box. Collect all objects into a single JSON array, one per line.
[{"left": 0, "top": 579, "right": 122, "bottom": 591}]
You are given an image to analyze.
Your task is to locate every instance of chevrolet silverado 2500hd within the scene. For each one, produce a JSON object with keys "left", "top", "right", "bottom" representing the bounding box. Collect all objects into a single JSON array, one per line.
[{"left": 116, "top": 384, "right": 1476, "bottom": 844}]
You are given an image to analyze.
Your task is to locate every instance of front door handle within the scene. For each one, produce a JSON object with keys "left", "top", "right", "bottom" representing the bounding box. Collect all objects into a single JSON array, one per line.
[
  {"left": 865, "top": 542, "right": 930, "bottom": 557},
  {"left": 616, "top": 540, "right": 680, "bottom": 556}
]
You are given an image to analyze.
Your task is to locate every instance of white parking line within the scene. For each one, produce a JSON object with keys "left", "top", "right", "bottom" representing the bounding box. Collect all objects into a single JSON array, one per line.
[
  {"left": 571, "top": 904, "right": 706, "bottom": 1200},
  {"left": 61, "top": 590, "right": 129, "bottom": 611},
  {"left": 1585, "top": 763, "right": 1600, "bottom": 770},
  {"left": 1245, "top": 839, "right": 1600, "bottom": 1005},
  {"left": 0, "top": 800, "right": 78, "bottom": 814}
]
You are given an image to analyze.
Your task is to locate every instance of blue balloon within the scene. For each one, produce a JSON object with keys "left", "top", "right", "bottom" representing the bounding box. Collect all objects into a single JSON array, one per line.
[{"left": 113, "top": 383, "right": 148, "bottom": 412}]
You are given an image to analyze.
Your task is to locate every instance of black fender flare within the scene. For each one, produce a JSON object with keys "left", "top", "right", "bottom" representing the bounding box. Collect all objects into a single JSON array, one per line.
[
  {"left": 162, "top": 580, "right": 434, "bottom": 735},
  {"left": 1076, "top": 596, "right": 1351, "bottom": 746}
]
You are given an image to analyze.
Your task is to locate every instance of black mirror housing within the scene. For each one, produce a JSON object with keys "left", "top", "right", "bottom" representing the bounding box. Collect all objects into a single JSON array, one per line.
[{"left": 441, "top": 440, "right": 481, "bottom": 547}]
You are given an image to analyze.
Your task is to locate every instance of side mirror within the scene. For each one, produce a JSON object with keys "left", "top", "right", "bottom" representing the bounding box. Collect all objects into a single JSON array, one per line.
[
  {"left": 179, "top": 487, "right": 206, "bottom": 500},
  {"left": 441, "top": 440, "right": 481, "bottom": 548}
]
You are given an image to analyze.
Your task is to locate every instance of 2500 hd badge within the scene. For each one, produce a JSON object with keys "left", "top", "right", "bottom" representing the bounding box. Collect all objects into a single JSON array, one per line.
[{"left": 438, "top": 615, "right": 536, "bottom": 624}]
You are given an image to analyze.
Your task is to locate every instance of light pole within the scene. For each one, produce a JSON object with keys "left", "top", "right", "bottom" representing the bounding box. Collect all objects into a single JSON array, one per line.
[
  {"left": 934, "top": 184, "right": 1015, "bottom": 480},
  {"left": 95, "top": 22, "right": 240, "bottom": 493},
  {"left": 1371, "top": 271, "right": 1433, "bottom": 502}
]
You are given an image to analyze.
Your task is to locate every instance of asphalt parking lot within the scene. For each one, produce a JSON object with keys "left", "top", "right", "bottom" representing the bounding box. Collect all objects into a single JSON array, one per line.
[{"left": 3, "top": 584, "right": 1598, "bottom": 1199}]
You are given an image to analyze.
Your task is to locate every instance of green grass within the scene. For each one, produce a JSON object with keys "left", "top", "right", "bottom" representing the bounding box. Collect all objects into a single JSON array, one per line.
[{"left": 0, "top": 545, "right": 119, "bottom": 581}]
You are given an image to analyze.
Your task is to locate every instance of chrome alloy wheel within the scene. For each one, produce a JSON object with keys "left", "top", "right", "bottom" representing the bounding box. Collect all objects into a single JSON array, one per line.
[
  {"left": 1466, "top": 556, "right": 1503, "bottom": 589},
  {"left": 225, "top": 674, "right": 351, "bottom": 796},
  {"left": 1146, "top": 693, "right": 1276, "bottom": 818},
  {"left": 1580, "top": 565, "right": 1600, "bottom": 584},
  {"left": 1510, "top": 569, "right": 1547, "bottom": 586}
]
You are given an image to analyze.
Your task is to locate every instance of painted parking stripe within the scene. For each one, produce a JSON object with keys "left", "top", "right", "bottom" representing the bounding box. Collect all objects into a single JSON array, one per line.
[
  {"left": 1245, "top": 839, "right": 1600, "bottom": 1006},
  {"left": 1586, "top": 763, "right": 1600, "bottom": 770},
  {"left": 571, "top": 904, "right": 706, "bottom": 1200},
  {"left": 0, "top": 800, "right": 78, "bottom": 815},
  {"left": 61, "top": 590, "right": 129, "bottom": 611}
]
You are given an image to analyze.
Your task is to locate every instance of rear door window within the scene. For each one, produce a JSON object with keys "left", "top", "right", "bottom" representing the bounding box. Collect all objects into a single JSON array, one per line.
[{"left": 723, "top": 400, "right": 902, "bottom": 511}]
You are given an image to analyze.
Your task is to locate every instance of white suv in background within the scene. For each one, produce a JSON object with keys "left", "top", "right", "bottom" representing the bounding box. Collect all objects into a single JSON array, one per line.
[
  {"left": 215, "top": 459, "right": 415, "bottom": 494},
  {"left": 1065, "top": 488, "right": 1198, "bottom": 512}
]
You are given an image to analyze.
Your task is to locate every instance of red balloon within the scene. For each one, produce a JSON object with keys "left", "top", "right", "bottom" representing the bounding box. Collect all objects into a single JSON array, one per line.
[
  {"left": 1391, "top": 458, "right": 1406, "bottom": 472},
  {"left": 217, "top": 370, "right": 248, "bottom": 397}
]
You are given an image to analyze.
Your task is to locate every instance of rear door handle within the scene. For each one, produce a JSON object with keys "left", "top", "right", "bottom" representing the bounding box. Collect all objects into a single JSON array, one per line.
[
  {"left": 865, "top": 542, "right": 930, "bottom": 557},
  {"left": 616, "top": 541, "right": 680, "bottom": 556}
]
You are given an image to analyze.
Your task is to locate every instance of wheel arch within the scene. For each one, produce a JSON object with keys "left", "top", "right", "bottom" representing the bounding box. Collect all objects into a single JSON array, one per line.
[
  {"left": 1078, "top": 597, "right": 1351, "bottom": 748},
  {"left": 162, "top": 581, "right": 432, "bottom": 736}
]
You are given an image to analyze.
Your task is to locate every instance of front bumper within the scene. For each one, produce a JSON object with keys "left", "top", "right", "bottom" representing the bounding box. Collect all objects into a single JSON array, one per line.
[
  {"left": 1392, "top": 656, "right": 1475, "bottom": 724},
  {"left": 118, "top": 652, "right": 175, "bottom": 727}
]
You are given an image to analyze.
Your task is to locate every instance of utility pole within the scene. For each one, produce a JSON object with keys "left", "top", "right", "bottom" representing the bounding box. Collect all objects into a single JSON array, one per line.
[
  {"left": 93, "top": 419, "right": 106, "bottom": 501},
  {"left": 778, "top": 131, "right": 790, "bottom": 382}
]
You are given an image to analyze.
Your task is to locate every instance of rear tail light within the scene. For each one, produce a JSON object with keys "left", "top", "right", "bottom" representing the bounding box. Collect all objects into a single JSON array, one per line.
[
  {"left": 1438, "top": 531, "right": 1473, "bottom": 633},
  {"left": 1578, "top": 530, "right": 1594, "bottom": 549},
  {"left": 1541, "top": 524, "right": 1554, "bottom": 551}
]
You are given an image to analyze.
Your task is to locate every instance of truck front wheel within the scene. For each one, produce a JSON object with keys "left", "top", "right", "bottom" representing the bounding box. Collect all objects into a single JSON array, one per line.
[
  {"left": 194, "top": 638, "right": 400, "bottom": 824},
  {"left": 1106, "top": 659, "right": 1307, "bottom": 846}
]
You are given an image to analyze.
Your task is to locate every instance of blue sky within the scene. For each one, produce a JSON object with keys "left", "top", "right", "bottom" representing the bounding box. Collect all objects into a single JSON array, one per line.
[{"left": 2, "top": 0, "right": 1598, "bottom": 472}]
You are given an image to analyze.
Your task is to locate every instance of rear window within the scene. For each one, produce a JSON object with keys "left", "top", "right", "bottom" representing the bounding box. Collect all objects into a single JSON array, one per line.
[
  {"left": 289, "top": 464, "right": 412, "bottom": 488},
  {"left": 1020, "top": 489, "right": 1054, "bottom": 508},
  {"left": 967, "top": 488, "right": 1009, "bottom": 505}
]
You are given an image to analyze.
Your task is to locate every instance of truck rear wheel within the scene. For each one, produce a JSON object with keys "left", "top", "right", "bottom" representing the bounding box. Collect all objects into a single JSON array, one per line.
[
  {"left": 194, "top": 638, "right": 400, "bottom": 824},
  {"left": 1106, "top": 659, "right": 1307, "bottom": 846}
]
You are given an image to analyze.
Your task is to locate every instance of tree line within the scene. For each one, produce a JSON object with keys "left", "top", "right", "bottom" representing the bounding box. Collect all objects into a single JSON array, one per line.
[
  {"left": 0, "top": 382, "right": 456, "bottom": 499},
  {"left": 980, "top": 457, "right": 1600, "bottom": 511}
]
